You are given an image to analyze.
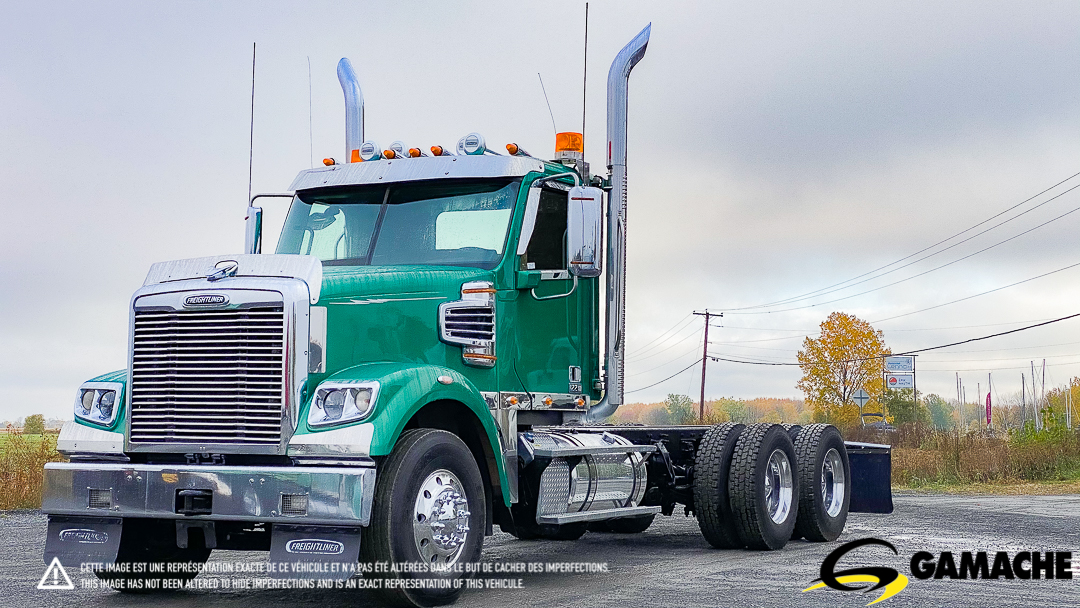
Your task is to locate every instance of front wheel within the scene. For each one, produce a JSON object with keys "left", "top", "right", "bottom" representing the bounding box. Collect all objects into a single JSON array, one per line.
[{"left": 361, "top": 429, "right": 486, "bottom": 607}]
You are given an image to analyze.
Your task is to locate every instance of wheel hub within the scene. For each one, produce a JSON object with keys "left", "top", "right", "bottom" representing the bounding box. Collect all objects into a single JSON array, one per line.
[
  {"left": 763, "top": 449, "right": 793, "bottom": 524},
  {"left": 413, "top": 469, "right": 470, "bottom": 566},
  {"left": 821, "top": 447, "right": 846, "bottom": 518}
]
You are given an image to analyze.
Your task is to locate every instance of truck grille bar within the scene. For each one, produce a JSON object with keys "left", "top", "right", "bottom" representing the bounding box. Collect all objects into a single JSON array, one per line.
[{"left": 129, "top": 305, "right": 285, "bottom": 445}]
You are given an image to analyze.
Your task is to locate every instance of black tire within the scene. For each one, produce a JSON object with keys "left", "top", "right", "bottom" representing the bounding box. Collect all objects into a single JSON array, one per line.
[
  {"left": 780, "top": 423, "right": 803, "bottom": 440},
  {"left": 589, "top": 514, "right": 656, "bottom": 534},
  {"left": 793, "top": 424, "right": 851, "bottom": 542},
  {"left": 692, "top": 422, "right": 745, "bottom": 549},
  {"left": 94, "top": 519, "right": 210, "bottom": 592},
  {"left": 728, "top": 423, "right": 800, "bottom": 550},
  {"left": 361, "top": 429, "right": 486, "bottom": 607}
]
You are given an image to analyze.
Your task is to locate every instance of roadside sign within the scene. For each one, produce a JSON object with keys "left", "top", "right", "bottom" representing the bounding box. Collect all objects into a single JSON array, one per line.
[
  {"left": 852, "top": 389, "right": 870, "bottom": 407},
  {"left": 884, "top": 356, "right": 914, "bottom": 373},
  {"left": 886, "top": 374, "right": 914, "bottom": 389}
]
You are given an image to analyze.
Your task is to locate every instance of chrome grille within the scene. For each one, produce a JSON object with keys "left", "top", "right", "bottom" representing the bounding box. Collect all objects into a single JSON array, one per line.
[
  {"left": 442, "top": 306, "right": 495, "bottom": 342},
  {"left": 129, "top": 305, "right": 285, "bottom": 445}
]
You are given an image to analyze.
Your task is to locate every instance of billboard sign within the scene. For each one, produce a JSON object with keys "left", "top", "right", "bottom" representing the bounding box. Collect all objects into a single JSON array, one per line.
[
  {"left": 884, "top": 356, "right": 914, "bottom": 373},
  {"left": 886, "top": 374, "right": 914, "bottom": 389}
]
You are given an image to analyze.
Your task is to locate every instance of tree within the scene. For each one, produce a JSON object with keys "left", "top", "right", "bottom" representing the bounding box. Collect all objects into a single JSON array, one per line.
[
  {"left": 796, "top": 312, "right": 889, "bottom": 428},
  {"left": 23, "top": 414, "right": 45, "bottom": 435},
  {"left": 664, "top": 394, "right": 696, "bottom": 425},
  {"left": 884, "top": 389, "right": 929, "bottom": 425},
  {"left": 923, "top": 393, "right": 953, "bottom": 429}
]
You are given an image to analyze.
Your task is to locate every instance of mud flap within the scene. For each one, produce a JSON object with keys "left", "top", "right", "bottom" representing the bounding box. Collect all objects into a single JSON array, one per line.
[
  {"left": 269, "top": 524, "right": 361, "bottom": 580},
  {"left": 845, "top": 441, "right": 893, "bottom": 514},
  {"left": 44, "top": 516, "right": 123, "bottom": 568}
]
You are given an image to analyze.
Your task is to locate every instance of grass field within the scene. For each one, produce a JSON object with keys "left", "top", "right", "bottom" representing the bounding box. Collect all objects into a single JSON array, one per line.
[{"left": 0, "top": 432, "right": 63, "bottom": 510}]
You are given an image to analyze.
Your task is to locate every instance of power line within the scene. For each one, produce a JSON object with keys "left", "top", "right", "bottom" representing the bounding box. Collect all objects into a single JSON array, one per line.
[
  {"left": 625, "top": 314, "right": 695, "bottom": 357},
  {"left": 705, "top": 312, "right": 1080, "bottom": 367},
  {"left": 625, "top": 359, "right": 703, "bottom": 394},
  {"left": 872, "top": 260, "right": 1080, "bottom": 323},
  {"left": 722, "top": 170, "right": 1080, "bottom": 311},
  {"left": 724, "top": 186, "right": 1080, "bottom": 316}
]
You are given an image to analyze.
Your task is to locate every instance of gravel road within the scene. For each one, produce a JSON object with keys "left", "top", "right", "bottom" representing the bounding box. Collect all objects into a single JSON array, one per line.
[{"left": 4, "top": 494, "right": 1079, "bottom": 607}]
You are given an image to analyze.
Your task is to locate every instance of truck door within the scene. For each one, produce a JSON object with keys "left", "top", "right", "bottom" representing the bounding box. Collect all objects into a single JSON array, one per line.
[{"left": 511, "top": 185, "right": 596, "bottom": 404}]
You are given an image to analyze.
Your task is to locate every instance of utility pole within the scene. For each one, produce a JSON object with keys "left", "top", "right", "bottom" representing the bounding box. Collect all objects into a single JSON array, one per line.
[
  {"left": 1022, "top": 373, "right": 1026, "bottom": 425},
  {"left": 693, "top": 310, "right": 720, "bottom": 422}
]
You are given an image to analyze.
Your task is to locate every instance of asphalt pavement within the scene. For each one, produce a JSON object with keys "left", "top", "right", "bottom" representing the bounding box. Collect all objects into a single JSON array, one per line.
[{"left": 4, "top": 494, "right": 1079, "bottom": 607}]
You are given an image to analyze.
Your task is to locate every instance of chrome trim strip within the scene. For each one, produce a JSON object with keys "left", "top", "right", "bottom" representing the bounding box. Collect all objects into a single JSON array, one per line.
[
  {"left": 42, "top": 462, "right": 376, "bottom": 526},
  {"left": 288, "top": 423, "right": 375, "bottom": 457},
  {"left": 288, "top": 155, "right": 544, "bottom": 191}
]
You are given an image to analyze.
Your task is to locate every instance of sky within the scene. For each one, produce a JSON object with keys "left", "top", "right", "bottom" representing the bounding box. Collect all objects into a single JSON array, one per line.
[{"left": 2, "top": 1, "right": 1080, "bottom": 421}]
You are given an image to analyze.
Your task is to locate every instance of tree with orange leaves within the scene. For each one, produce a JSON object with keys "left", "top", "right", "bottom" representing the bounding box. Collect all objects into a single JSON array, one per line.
[{"left": 796, "top": 312, "right": 889, "bottom": 428}]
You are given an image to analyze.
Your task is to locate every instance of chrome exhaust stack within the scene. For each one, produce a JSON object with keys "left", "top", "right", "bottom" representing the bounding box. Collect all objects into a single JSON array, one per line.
[
  {"left": 336, "top": 58, "right": 364, "bottom": 163},
  {"left": 585, "top": 23, "right": 651, "bottom": 423}
]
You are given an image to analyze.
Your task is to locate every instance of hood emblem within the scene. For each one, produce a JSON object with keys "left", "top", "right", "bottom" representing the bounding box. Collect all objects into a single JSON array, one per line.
[
  {"left": 184, "top": 294, "right": 229, "bottom": 307},
  {"left": 206, "top": 259, "right": 239, "bottom": 282}
]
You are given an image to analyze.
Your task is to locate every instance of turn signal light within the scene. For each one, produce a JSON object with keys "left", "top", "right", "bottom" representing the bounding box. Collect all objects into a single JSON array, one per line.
[
  {"left": 506, "top": 143, "right": 519, "bottom": 155},
  {"left": 384, "top": 149, "right": 397, "bottom": 159},
  {"left": 431, "top": 145, "right": 446, "bottom": 156},
  {"left": 323, "top": 158, "right": 336, "bottom": 166},
  {"left": 409, "top": 148, "right": 422, "bottom": 158}
]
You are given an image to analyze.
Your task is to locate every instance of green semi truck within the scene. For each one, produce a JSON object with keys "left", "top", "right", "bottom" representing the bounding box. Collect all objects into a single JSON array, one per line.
[{"left": 42, "top": 24, "right": 892, "bottom": 606}]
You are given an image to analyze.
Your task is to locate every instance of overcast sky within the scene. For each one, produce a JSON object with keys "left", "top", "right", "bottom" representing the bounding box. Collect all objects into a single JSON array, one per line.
[{"left": 3, "top": 1, "right": 1080, "bottom": 422}]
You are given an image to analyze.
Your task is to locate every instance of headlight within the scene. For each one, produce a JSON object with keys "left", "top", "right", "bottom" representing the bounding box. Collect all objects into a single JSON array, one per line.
[
  {"left": 308, "top": 381, "right": 379, "bottom": 428},
  {"left": 74, "top": 382, "right": 123, "bottom": 426}
]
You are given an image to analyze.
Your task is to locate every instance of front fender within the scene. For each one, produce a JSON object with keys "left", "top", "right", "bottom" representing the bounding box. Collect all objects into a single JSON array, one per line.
[{"left": 295, "top": 362, "right": 508, "bottom": 505}]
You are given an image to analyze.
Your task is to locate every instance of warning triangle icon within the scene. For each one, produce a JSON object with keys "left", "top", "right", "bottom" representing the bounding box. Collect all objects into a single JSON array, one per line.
[{"left": 38, "top": 557, "right": 74, "bottom": 590}]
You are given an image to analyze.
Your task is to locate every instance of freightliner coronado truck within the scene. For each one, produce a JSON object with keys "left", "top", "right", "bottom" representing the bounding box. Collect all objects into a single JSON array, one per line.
[{"left": 42, "top": 24, "right": 892, "bottom": 606}]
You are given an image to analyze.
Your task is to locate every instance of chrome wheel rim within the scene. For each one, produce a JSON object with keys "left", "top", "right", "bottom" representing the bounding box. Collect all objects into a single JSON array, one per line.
[
  {"left": 763, "top": 449, "right": 793, "bottom": 524},
  {"left": 413, "top": 469, "right": 470, "bottom": 566},
  {"left": 821, "top": 448, "right": 845, "bottom": 518}
]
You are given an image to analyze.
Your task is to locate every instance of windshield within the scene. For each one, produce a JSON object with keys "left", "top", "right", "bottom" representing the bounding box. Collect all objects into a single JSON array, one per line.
[{"left": 276, "top": 178, "right": 520, "bottom": 269}]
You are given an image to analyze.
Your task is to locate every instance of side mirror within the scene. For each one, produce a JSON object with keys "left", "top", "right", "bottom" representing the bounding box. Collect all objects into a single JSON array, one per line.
[
  {"left": 567, "top": 186, "right": 603, "bottom": 277},
  {"left": 244, "top": 206, "right": 263, "bottom": 254}
]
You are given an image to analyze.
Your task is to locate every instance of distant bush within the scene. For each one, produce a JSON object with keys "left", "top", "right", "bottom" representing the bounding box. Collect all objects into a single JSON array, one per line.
[{"left": 23, "top": 414, "right": 45, "bottom": 436}]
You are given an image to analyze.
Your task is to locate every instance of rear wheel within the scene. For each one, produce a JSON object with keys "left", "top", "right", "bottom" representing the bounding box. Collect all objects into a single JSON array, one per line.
[
  {"left": 728, "top": 424, "right": 799, "bottom": 550},
  {"left": 793, "top": 424, "right": 850, "bottom": 542},
  {"left": 94, "top": 519, "right": 210, "bottom": 592},
  {"left": 692, "top": 422, "right": 745, "bottom": 549},
  {"left": 361, "top": 429, "right": 485, "bottom": 607}
]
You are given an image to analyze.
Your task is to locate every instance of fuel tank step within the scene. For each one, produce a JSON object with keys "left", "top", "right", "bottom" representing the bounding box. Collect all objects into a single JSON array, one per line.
[{"left": 537, "top": 505, "right": 661, "bottom": 525}]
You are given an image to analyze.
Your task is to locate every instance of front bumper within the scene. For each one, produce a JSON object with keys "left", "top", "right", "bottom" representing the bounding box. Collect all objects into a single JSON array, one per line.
[{"left": 42, "top": 462, "right": 376, "bottom": 526}]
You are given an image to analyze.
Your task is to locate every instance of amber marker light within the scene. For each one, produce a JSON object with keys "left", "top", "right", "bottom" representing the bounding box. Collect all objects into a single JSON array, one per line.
[
  {"left": 322, "top": 158, "right": 336, "bottom": 166},
  {"left": 409, "top": 148, "right": 422, "bottom": 158},
  {"left": 543, "top": 397, "right": 554, "bottom": 406},
  {"left": 506, "top": 396, "right": 519, "bottom": 406},
  {"left": 555, "top": 132, "right": 584, "bottom": 153},
  {"left": 506, "top": 143, "right": 519, "bottom": 155},
  {"left": 383, "top": 149, "right": 397, "bottom": 159},
  {"left": 461, "top": 287, "right": 496, "bottom": 294},
  {"left": 431, "top": 146, "right": 445, "bottom": 156}
]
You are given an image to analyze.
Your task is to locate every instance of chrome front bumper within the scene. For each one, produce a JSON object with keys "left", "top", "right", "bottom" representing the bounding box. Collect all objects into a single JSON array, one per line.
[{"left": 42, "top": 462, "right": 376, "bottom": 526}]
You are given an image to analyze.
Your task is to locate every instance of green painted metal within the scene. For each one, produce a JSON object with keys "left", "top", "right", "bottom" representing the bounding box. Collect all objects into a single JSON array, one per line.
[
  {"left": 294, "top": 361, "right": 510, "bottom": 506},
  {"left": 77, "top": 159, "right": 602, "bottom": 509}
]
